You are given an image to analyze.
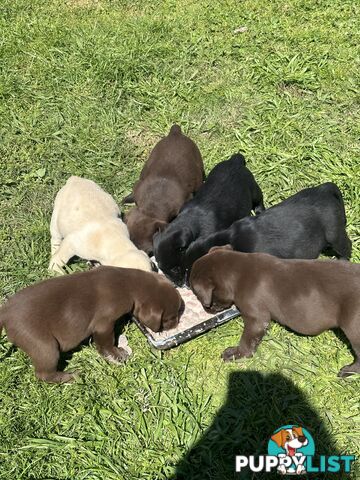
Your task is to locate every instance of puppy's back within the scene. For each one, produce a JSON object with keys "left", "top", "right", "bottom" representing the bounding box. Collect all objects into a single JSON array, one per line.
[
  {"left": 139, "top": 125, "right": 203, "bottom": 182},
  {"left": 54, "top": 176, "right": 121, "bottom": 235}
]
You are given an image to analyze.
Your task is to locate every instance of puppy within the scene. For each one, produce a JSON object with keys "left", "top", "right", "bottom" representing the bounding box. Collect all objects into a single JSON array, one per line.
[
  {"left": 185, "top": 182, "right": 351, "bottom": 271},
  {"left": 49, "top": 176, "right": 152, "bottom": 273},
  {"left": 0, "top": 267, "right": 182, "bottom": 383},
  {"left": 190, "top": 247, "right": 360, "bottom": 377},
  {"left": 153, "top": 153, "right": 264, "bottom": 285},
  {"left": 124, "top": 124, "right": 204, "bottom": 254}
]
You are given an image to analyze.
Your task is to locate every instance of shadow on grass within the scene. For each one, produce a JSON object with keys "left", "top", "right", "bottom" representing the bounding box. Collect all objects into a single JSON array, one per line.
[{"left": 171, "top": 371, "right": 347, "bottom": 480}]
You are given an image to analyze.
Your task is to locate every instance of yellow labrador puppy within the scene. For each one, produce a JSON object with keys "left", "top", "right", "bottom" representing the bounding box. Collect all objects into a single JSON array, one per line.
[{"left": 49, "top": 176, "right": 152, "bottom": 273}]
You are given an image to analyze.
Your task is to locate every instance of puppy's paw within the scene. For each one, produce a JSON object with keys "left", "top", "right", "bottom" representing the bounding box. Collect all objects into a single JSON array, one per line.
[
  {"left": 48, "top": 260, "right": 65, "bottom": 275},
  {"left": 338, "top": 364, "right": 360, "bottom": 378},
  {"left": 104, "top": 347, "right": 130, "bottom": 364},
  {"left": 222, "top": 346, "right": 243, "bottom": 362},
  {"left": 36, "top": 370, "right": 78, "bottom": 384}
]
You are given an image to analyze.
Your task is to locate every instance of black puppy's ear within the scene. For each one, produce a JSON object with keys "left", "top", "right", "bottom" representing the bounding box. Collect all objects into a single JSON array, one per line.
[
  {"left": 135, "top": 303, "right": 163, "bottom": 332},
  {"left": 178, "top": 227, "right": 193, "bottom": 248}
]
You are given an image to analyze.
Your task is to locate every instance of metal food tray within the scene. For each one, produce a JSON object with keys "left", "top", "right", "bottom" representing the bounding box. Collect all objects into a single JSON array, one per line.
[{"left": 133, "top": 306, "right": 240, "bottom": 350}]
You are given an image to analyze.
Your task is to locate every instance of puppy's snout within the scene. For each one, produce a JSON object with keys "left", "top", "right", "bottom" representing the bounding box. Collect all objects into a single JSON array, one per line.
[{"left": 298, "top": 435, "right": 306, "bottom": 443}]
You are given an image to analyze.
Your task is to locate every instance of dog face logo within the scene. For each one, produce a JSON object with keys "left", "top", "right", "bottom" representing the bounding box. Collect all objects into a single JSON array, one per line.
[{"left": 268, "top": 425, "right": 315, "bottom": 475}]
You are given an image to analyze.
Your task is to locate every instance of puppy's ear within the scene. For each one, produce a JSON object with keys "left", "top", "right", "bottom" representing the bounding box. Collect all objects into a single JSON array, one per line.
[
  {"left": 271, "top": 430, "right": 286, "bottom": 448},
  {"left": 135, "top": 303, "right": 163, "bottom": 332},
  {"left": 153, "top": 219, "right": 167, "bottom": 234},
  {"left": 194, "top": 281, "right": 214, "bottom": 308},
  {"left": 293, "top": 426, "right": 303, "bottom": 437},
  {"left": 178, "top": 227, "right": 193, "bottom": 248},
  {"left": 209, "top": 244, "right": 233, "bottom": 254}
]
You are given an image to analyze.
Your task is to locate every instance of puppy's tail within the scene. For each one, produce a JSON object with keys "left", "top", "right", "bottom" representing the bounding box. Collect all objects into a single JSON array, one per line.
[
  {"left": 229, "top": 153, "right": 246, "bottom": 166},
  {"left": 169, "top": 124, "right": 182, "bottom": 135}
]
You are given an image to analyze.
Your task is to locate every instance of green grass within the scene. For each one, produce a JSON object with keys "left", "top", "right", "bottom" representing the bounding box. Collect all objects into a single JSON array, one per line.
[{"left": 0, "top": 0, "right": 359, "bottom": 478}]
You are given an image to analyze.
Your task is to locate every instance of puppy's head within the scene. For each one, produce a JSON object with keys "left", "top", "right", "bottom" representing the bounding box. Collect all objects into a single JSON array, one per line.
[
  {"left": 153, "top": 226, "right": 193, "bottom": 285},
  {"left": 125, "top": 207, "right": 167, "bottom": 255},
  {"left": 271, "top": 427, "right": 308, "bottom": 451},
  {"left": 114, "top": 250, "right": 152, "bottom": 272},
  {"left": 190, "top": 249, "right": 234, "bottom": 313},
  {"left": 134, "top": 276, "right": 182, "bottom": 332},
  {"left": 185, "top": 243, "right": 234, "bottom": 282}
]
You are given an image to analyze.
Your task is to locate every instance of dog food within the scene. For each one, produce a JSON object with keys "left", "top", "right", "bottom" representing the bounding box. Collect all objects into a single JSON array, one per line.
[{"left": 149, "top": 285, "right": 214, "bottom": 340}]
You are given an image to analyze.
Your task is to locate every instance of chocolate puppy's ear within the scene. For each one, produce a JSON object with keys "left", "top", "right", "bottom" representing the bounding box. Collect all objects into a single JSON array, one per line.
[
  {"left": 194, "top": 281, "right": 214, "bottom": 308},
  {"left": 209, "top": 244, "right": 233, "bottom": 254},
  {"left": 135, "top": 304, "right": 163, "bottom": 332},
  {"left": 154, "top": 219, "right": 167, "bottom": 233}
]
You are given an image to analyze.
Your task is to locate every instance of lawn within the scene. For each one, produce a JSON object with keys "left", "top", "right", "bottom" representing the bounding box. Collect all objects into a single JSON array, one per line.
[{"left": 0, "top": 0, "right": 359, "bottom": 478}]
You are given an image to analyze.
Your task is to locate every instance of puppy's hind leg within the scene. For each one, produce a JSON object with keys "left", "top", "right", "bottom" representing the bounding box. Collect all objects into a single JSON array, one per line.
[
  {"left": 338, "top": 323, "right": 360, "bottom": 377},
  {"left": 222, "top": 311, "right": 270, "bottom": 362},
  {"left": 254, "top": 200, "right": 265, "bottom": 215},
  {"left": 326, "top": 228, "right": 352, "bottom": 260},
  {"left": 253, "top": 184, "right": 265, "bottom": 215},
  {"left": 27, "top": 337, "right": 76, "bottom": 383}
]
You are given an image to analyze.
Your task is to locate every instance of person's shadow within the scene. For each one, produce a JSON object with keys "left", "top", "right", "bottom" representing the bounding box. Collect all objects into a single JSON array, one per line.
[{"left": 171, "top": 371, "right": 348, "bottom": 479}]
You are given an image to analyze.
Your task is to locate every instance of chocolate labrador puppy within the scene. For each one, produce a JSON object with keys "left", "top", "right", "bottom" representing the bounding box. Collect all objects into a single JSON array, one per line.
[
  {"left": 185, "top": 182, "right": 351, "bottom": 274},
  {"left": 124, "top": 124, "right": 204, "bottom": 254},
  {"left": 190, "top": 247, "right": 360, "bottom": 377},
  {"left": 0, "top": 267, "right": 182, "bottom": 383},
  {"left": 153, "top": 153, "right": 264, "bottom": 285}
]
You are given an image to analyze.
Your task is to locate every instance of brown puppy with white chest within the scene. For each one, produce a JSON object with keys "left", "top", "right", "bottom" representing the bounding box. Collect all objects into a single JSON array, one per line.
[
  {"left": 124, "top": 124, "right": 204, "bottom": 254},
  {"left": 190, "top": 246, "right": 360, "bottom": 377},
  {"left": 0, "top": 267, "right": 182, "bottom": 383}
]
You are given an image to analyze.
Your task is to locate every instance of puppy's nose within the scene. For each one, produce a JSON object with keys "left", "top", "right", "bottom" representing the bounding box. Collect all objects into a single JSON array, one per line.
[
  {"left": 150, "top": 261, "right": 158, "bottom": 272},
  {"left": 298, "top": 435, "right": 306, "bottom": 443}
]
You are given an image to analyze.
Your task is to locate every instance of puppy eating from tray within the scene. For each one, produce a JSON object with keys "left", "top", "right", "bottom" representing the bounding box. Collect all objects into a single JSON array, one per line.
[{"left": 143, "top": 258, "right": 237, "bottom": 344}]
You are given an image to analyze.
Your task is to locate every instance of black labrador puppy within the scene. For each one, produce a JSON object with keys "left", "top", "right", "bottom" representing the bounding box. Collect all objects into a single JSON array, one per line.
[
  {"left": 153, "top": 153, "right": 264, "bottom": 285},
  {"left": 185, "top": 182, "right": 352, "bottom": 274}
]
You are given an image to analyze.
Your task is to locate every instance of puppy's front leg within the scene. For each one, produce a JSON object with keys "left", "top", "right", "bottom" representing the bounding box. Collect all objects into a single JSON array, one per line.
[
  {"left": 222, "top": 312, "right": 270, "bottom": 362},
  {"left": 48, "top": 235, "right": 76, "bottom": 273},
  {"left": 50, "top": 207, "right": 62, "bottom": 256},
  {"left": 93, "top": 322, "right": 130, "bottom": 364}
]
